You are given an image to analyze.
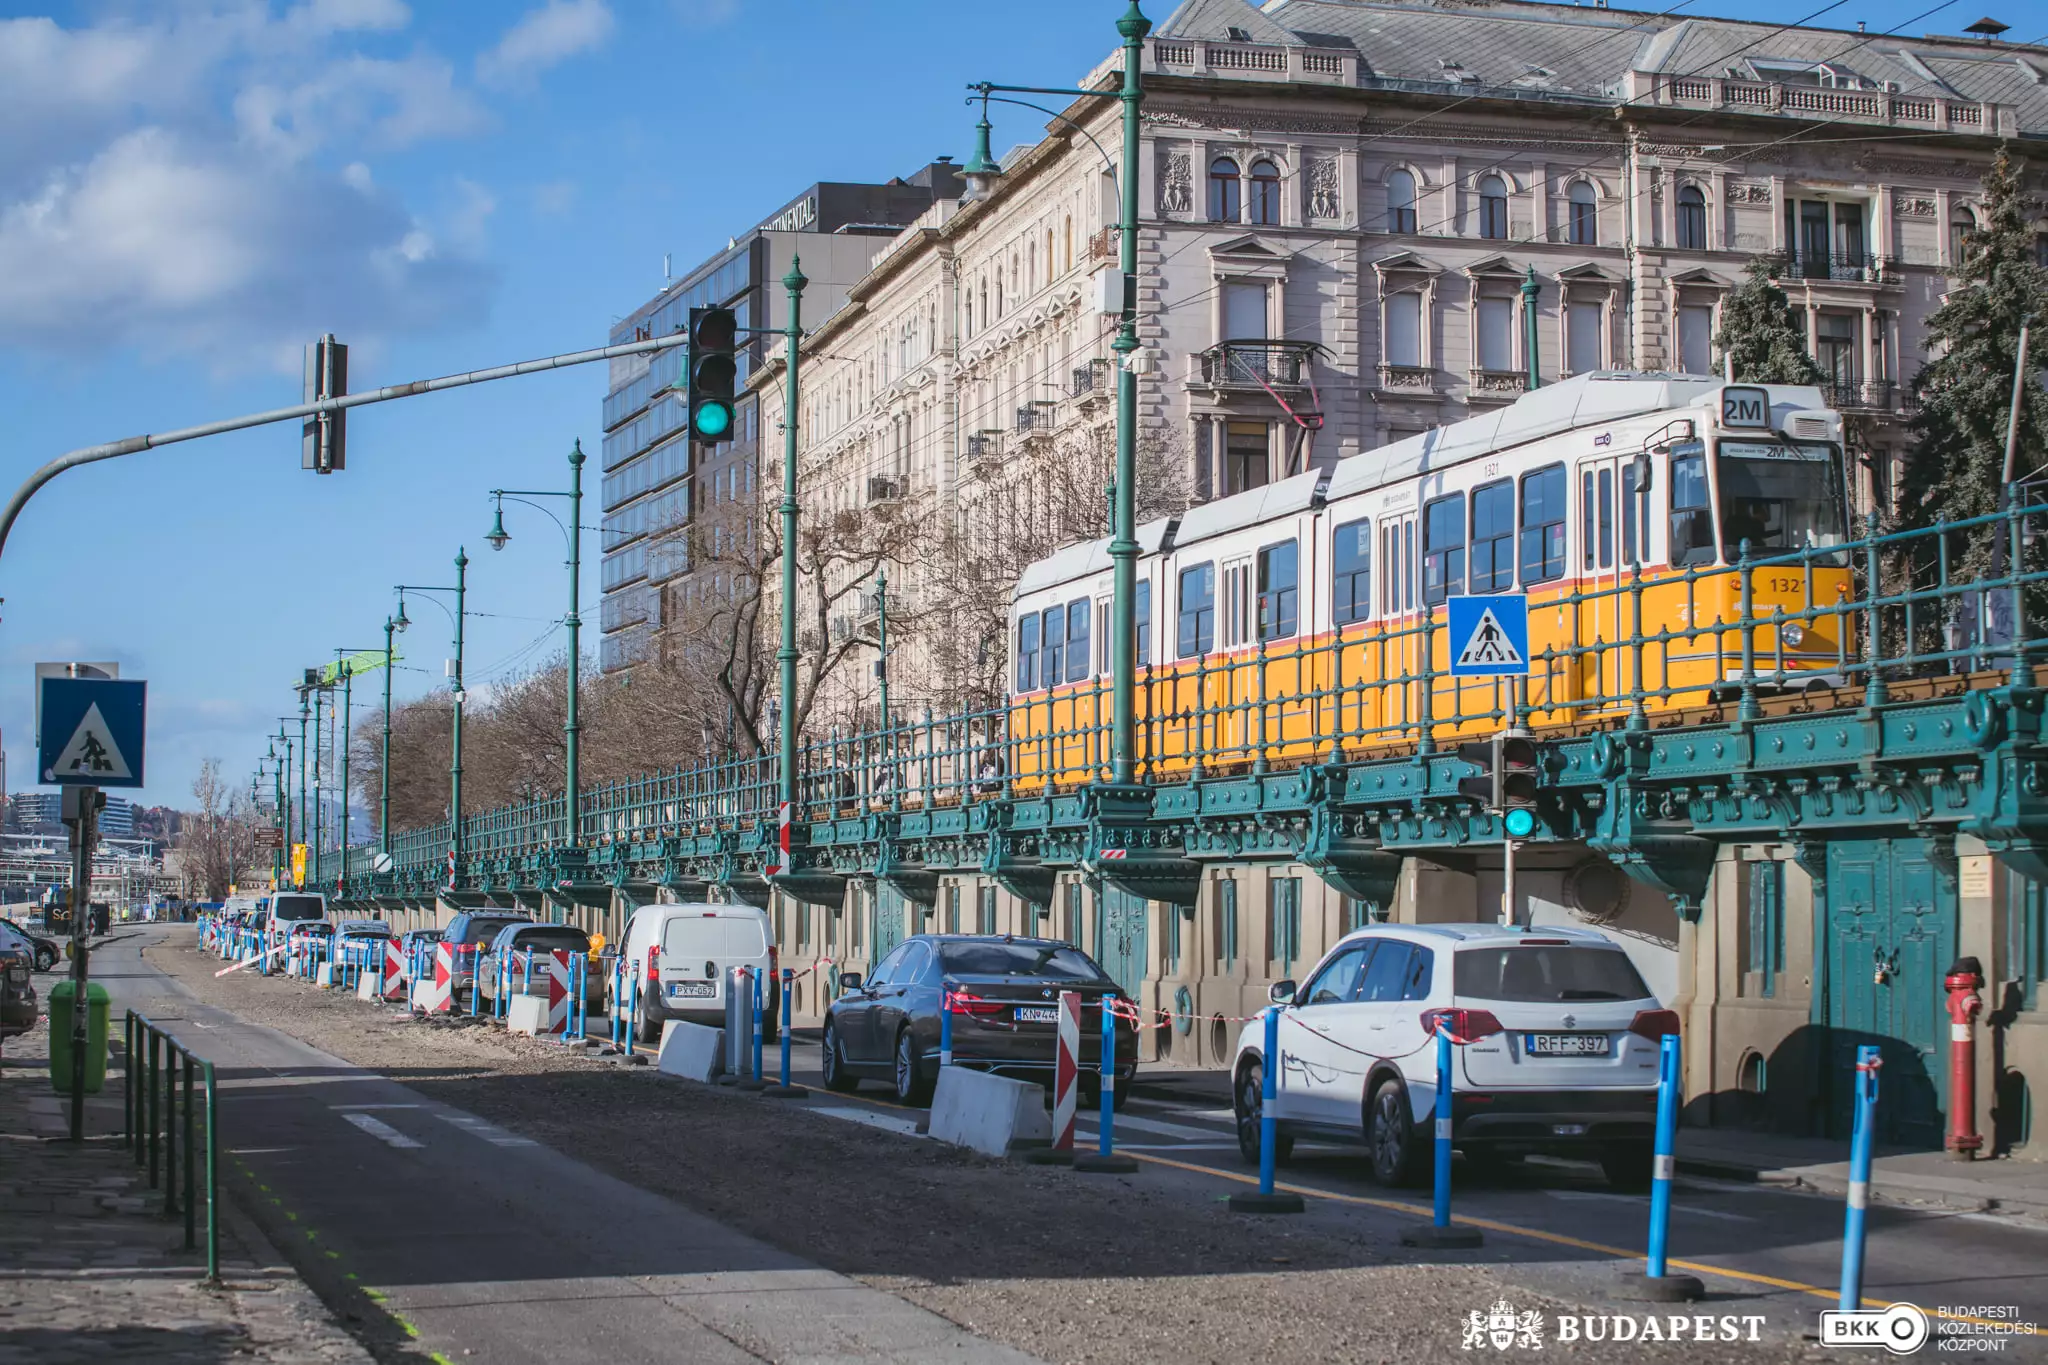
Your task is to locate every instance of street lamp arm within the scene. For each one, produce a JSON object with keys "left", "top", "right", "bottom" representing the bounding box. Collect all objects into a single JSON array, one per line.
[
  {"left": 968, "top": 80, "right": 1118, "bottom": 101},
  {"left": 491, "top": 493, "right": 573, "bottom": 552},
  {"left": 0, "top": 329, "right": 691, "bottom": 566},
  {"left": 980, "top": 94, "right": 1118, "bottom": 175}
]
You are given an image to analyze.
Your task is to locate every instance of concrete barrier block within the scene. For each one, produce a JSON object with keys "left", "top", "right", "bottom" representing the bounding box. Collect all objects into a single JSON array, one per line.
[
  {"left": 356, "top": 973, "right": 381, "bottom": 1003},
  {"left": 315, "top": 963, "right": 334, "bottom": 989},
  {"left": 410, "top": 980, "right": 434, "bottom": 1011},
  {"left": 657, "top": 1021, "right": 725, "bottom": 1081},
  {"left": 928, "top": 1067, "right": 1052, "bottom": 1159},
  {"left": 507, "top": 994, "right": 552, "bottom": 1036}
]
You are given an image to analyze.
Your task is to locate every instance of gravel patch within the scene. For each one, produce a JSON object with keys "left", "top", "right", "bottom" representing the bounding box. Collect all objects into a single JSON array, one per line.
[{"left": 155, "top": 932, "right": 1836, "bottom": 1364}]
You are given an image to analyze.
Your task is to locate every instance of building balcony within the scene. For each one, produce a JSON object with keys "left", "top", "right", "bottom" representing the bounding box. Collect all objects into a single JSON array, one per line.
[
  {"left": 1375, "top": 363, "right": 1440, "bottom": 395},
  {"left": 1780, "top": 252, "right": 1894, "bottom": 285},
  {"left": 1013, "top": 400, "right": 1060, "bottom": 437},
  {"left": 1468, "top": 368, "right": 1530, "bottom": 400},
  {"left": 1822, "top": 379, "right": 1916, "bottom": 415},
  {"left": 1643, "top": 72, "right": 2012, "bottom": 137},
  {"left": 866, "top": 475, "right": 906, "bottom": 506},
  {"left": 1196, "top": 340, "right": 1317, "bottom": 391},
  {"left": 1070, "top": 358, "right": 1112, "bottom": 400}
]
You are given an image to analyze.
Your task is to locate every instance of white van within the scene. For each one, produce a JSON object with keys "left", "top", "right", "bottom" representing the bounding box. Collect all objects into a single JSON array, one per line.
[{"left": 619, "top": 903, "right": 776, "bottom": 1044}]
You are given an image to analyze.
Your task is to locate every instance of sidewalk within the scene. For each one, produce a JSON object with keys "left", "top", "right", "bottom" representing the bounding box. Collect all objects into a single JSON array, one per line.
[
  {"left": 0, "top": 1020, "right": 371, "bottom": 1364},
  {"left": 1127, "top": 1062, "right": 2048, "bottom": 1220}
]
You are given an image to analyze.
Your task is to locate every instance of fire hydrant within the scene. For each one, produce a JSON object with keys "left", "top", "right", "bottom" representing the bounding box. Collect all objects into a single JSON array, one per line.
[{"left": 1944, "top": 956, "right": 1985, "bottom": 1160}]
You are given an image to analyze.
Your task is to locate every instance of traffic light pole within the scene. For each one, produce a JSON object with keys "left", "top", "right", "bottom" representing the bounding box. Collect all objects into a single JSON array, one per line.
[
  {"left": 65, "top": 786, "right": 96, "bottom": 1142},
  {"left": 0, "top": 330, "right": 695, "bottom": 571}
]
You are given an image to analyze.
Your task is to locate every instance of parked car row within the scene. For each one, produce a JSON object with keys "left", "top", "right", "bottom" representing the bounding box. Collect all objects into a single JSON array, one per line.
[
  {"left": 1, "top": 917, "right": 61, "bottom": 973},
  {"left": 0, "top": 922, "right": 40, "bottom": 1037}
]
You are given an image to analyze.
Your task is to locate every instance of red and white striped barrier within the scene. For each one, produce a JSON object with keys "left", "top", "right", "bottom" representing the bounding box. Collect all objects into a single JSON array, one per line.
[
  {"left": 544, "top": 950, "right": 572, "bottom": 1035},
  {"left": 1052, "top": 989, "right": 1080, "bottom": 1154},
  {"left": 414, "top": 942, "right": 455, "bottom": 1012},
  {"left": 378, "top": 938, "right": 407, "bottom": 1000}
]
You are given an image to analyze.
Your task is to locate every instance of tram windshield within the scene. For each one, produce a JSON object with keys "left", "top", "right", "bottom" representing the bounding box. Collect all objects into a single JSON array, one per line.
[{"left": 1714, "top": 440, "right": 1848, "bottom": 566}]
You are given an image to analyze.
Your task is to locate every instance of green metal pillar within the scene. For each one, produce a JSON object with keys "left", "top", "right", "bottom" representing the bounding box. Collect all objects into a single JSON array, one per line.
[
  {"left": 778, "top": 258, "right": 808, "bottom": 866},
  {"left": 311, "top": 687, "right": 324, "bottom": 886},
  {"left": 297, "top": 701, "right": 308, "bottom": 889},
  {"left": 337, "top": 659, "right": 352, "bottom": 895},
  {"left": 1522, "top": 265, "right": 1541, "bottom": 391},
  {"left": 1108, "top": 1, "right": 1149, "bottom": 785},
  {"left": 565, "top": 442, "right": 584, "bottom": 848},
  {"left": 381, "top": 617, "right": 394, "bottom": 860},
  {"left": 451, "top": 549, "right": 467, "bottom": 882}
]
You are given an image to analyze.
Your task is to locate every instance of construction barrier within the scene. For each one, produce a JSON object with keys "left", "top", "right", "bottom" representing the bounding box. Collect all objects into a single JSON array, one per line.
[
  {"left": 1073, "top": 992, "right": 1135, "bottom": 1174},
  {"left": 378, "top": 938, "right": 406, "bottom": 1000},
  {"left": 1053, "top": 990, "right": 1080, "bottom": 1152},
  {"left": 415, "top": 943, "right": 455, "bottom": 1013}
]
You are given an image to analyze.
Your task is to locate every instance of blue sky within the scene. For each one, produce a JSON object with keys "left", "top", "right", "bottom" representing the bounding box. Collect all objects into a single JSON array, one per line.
[{"left": 0, "top": 0, "right": 2011, "bottom": 811}]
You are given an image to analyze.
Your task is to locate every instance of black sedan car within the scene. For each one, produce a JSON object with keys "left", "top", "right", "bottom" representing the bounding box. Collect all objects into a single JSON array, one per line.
[
  {"left": 821, "top": 935, "right": 1137, "bottom": 1106},
  {"left": 1, "top": 917, "right": 60, "bottom": 973}
]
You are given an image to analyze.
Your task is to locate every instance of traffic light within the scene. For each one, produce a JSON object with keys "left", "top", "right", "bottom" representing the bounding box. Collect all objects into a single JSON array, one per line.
[
  {"left": 687, "top": 306, "right": 738, "bottom": 443},
  {"left": 1455, "top": 731, "right": 1541, "bottom": 833},
  {"left": 302, "top": 333, "right": 347, "bottom": 473},
  {"left": 1455, "top": 739, "right": 1496, "bottom": 805}
]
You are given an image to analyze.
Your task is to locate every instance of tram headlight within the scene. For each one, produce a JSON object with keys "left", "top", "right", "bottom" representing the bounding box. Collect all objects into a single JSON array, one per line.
[{"left": 1781, "top": 624, "right": 1805, "bottom": 647}]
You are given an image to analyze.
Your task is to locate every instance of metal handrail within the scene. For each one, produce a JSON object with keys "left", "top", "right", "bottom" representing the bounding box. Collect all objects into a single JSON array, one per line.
[{"left": 123, "top": 1009, "right": 219, "bottom": 1281}]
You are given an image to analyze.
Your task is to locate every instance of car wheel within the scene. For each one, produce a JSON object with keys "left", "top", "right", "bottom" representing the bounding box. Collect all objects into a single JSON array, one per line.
[
  {"left": 635, "top": 1000, "right": 660, "bottom": 1045},
  {"left": 1366, "top": 1079, "right": 1421, "bottom": 1187},
  {"left": 1601, "top": 1143, "right": 1656, "bottom": 1192},
  {"left": 893, "top": 1029, "right": 932, "bottom": 1106},
  {"left": 35, "top": 948, "right": 56, "bottom": 973},
  {"left": 821, "top": 1021, "right": 859, "bottom": 1093},
  {"left": 1232, "top": 1058, "right": 1294, "bottom": 1167}
]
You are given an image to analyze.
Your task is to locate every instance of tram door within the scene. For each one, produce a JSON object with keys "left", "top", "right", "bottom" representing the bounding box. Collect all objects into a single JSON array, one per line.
[
  {"left": 1571, "top": 453, "right": 1650, "bottom": 711},
  {"left": 1379, "top": 513, "right": 1417, "bottom": 737}
]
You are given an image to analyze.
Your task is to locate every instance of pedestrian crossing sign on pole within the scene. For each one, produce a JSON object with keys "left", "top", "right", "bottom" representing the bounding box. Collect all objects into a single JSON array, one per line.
[
  {"left": 36, "top": 676, "right": 147, "bottom": 788},
  {"left": 1447, "top": 596, "right": 1530, "bottom": 677}
]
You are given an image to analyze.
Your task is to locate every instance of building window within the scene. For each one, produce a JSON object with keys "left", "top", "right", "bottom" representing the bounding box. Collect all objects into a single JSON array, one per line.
[
  {"left": 1177, "top": 562, "right": 1215, "bottom": 657},
  {"left": 944, "top": 885, "right": 960, "bottom": 935},
  {"left": 1676, "top": 186, "right": 1707, "bottom": 250},
  {"left": 1167, "top": 902, "right": 1185, "bottom": 976},
  {"left": 1385, "top": 291, "right": 1422, "bottom": 367},
  {"left": 1016, "top": 614, "right": 1039, "bottom": 691},
  {"left": 1743, "top": 860, "right": 1784, "bottom": 998},
  {"left": 1567, "top": 299, "right": 1603, "bottom": 375},
  {"left": 1216, "top": 878, "right": 1239, "bottom": 972},
  {"left": 1209, "top": 156, "right": 1241, "bottom": 222},
  {"left": 1470, "top": 480, "right": 1515, "bottom": 593},
  {"left": 1333, "top": 517, "right": 1371, "bottom": 625},
  {"left": 1566, "top": 181, "right": 1597, "bottom": 245},
  {"left": 1222, "top": 280, "right": 1268, "bottom": 342},
  {"left": 1269, "top": 876, "right": 1301, "bottom": 976},
  {"left": 1422, "top": 493, "right": 1465, "bottom": 605},
  {"left": 1519, "top": 464, "right": 1567, "bottom": 584},
  {"left": 1257, "top": 540, "right": 1297, "bottom": 640},
  {"left": 1679, "top": 303, "right": 1714, "bottom": 375},
  {"left": 1062, "top": 882, "right": 1083, "bottom": 946},
  {"left": 1477, "top": 295, "right": 1514, "bottom": 373},
  {"left": 1787, "top": 198, "right": 1868, "bottom": 277},
  {"left": 1249, "top": 159, "right": 1281, "bottom": 225},
  {"left": 2006, "top": 871, "right": 2044, "bottom": 1011},
  {"left": 978, "top": 885, "right": 998, "bottom": 935},
  {"left": 1477, "top": 174, "right": 1508, "bottom": 240},
  {"left": 1950, "top": 207, "right": 1976, "bottom": 266},
  {"left": 1225, "top": 420, "right": 1269, "bottom": 494},
  {"left": 1817, "top": 312, "right": 1859, "bottom": 393},
  {"left": 1386, "top": 169, "right": 1417, "bottom": 234}
]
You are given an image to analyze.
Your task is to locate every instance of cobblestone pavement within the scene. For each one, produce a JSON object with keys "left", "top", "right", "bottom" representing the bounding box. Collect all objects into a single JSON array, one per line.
[{"left": 0, "top": 1007, "right": 371, "bottom": 1365}]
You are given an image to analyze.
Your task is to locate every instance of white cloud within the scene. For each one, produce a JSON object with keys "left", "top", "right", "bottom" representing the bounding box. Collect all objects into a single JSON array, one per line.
[
  {"left": 287, "top": 0, "right": 413, "bottom": 34},
  {"left": 0, "top": 127, "right": 491, "bottom": 363},
  {"left": 530, "top": 179, "right": 576, "bottom": 216},
  {"left": 477, "top": 0, "right": 614, "bottom": 87},
  {"left": 235, "top": 54, "right": 489, "bottom": 159}
]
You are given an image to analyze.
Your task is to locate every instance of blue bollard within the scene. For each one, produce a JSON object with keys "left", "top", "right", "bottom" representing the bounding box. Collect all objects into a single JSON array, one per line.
[
  {"left": 1620, "top": 1033, "right": 1703, "bottom": 1300},
  {"left": 1840, "top": 1044, "right": 1882, "bottom": 1310},
  {"left": 752, "top": 969, "right": 765, "bottom": 1076},
  {"left": 1400, "top": 1018, "right": 1482, "bottom": 1247},
  {"left": 766, "top": 968, "right": 803, "bottom": 1097},
  {"left": 1227, "top": 1005, "right": 1303, "bottom": 1212},
  {"left": 939, "top": 979, "right": 954, "bottom": 1068},
  {"left": 625, "top": 968, "right": 638, "bottom": 1057},
  {"left": 1073, "top": 994, "right": 1136, "bottom": 1173}
]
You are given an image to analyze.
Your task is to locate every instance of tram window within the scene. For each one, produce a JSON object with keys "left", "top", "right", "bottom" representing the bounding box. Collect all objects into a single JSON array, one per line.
[
  {"left": 1582, "top": 469, "right": 1615, "bottom": 570},
  {"left": 1178, "top": 562, "right": 1215, "bottom": 656},
  {"left": 1669, "top": 449, "right": 1715, "bottom": 566},
  {"left": 1381, "top": 524, "right": 1401, "bottom": 614},
  {"left": 1257, "top": 540, "right": 1298, "bottom": 640},
  {"left": 1135, "top": 580, "right": 1151, "bottom": 667},
  {"left": 1042, "top": 605, "right": 1066, "bottom": 683},
  {"left": 1016, "top": 614, "right": 1040, "bottom": 691},
  {"left": 1333, "top": 518, "right": 1371, "bottom": 625},
  {"left": 1519, "top": 465, "right": 1566, "bottom": 584},
  {"left": 1422, "top": 495, "right": 1465, "bottom": 605},
  {"left": 1470, "top": 480, "right": 1514, "bottom": 593},
  {"left": 1066, "top": 599, "right": 1091, "bottom": 683},
  {"left": 1405, "top": 521, "right": 1415, "bottom": 610}
]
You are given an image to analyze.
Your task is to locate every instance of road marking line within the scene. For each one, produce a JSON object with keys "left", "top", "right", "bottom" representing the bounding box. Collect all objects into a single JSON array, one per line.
[
  {"left": 434, "top": 1113, "right": 534, "bottom": 1147},
  {"left": 329, "top": 1104, "right": 421, "bottom": 1111},
  {"left": 341, "top": 1112, "right": 423, "bottom": 1149},
  {"left": 1084, "top": 1113, "right": 1231, "bottom": 1141},
  {"left": 1545, "top": 1189, "right": 1754, "bottom": 1222},
  {"left": 1126, "top": 1150, "right": 2038, "bottom": 1332}
]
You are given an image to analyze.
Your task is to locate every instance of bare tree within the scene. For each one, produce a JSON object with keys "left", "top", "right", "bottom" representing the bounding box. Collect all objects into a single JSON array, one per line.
[{"left": 182, "top": 757, "right": 263, "bottom": 898}]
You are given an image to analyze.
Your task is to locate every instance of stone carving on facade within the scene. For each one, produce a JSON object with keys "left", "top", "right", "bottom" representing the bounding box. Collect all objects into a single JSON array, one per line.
[
  {"left": 1158, "top": 150, "right": 1192, "bottom": 216},
  {"left": 1307, "top": 158, "right": 1341, "bottom": 220},
  {"left": 1895, "top": 195, "right": 1938, "bottom": 218},
  {"left": 1149, "top": 103, "right": 1363, "bottom": 136},
  {"left": 1857, "top": 155, "right": 1977, "bottom": 178},
  {"left": 1143, "top": 109, "right": 1207, "bottom": 130},
  {"left": 1728, "top": 181, "right": 1773, "bottom": 204}
]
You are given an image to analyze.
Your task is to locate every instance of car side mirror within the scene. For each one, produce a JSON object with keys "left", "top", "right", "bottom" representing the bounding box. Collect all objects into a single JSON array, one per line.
[
  {"left": 838, "top": 972, "right": 863, "bottom": 992},
  {"left": 1269, "top": 979, "right": 1297, "bottom": 1006}
]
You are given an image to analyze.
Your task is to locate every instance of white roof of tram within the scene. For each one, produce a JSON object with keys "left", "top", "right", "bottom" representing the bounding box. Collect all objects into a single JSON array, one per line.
[
  {"left": 1325, "top": 371, "right": 1726, "bottom": 502},
  {"left": 1014, "top": 517, "right": 1175, "bottom": 599}
]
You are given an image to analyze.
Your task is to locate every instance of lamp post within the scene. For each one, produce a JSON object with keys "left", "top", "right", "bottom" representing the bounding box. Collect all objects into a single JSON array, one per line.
[
  {"left": 969, "top": 0, "right": 1148, "bottom": 784},
  {"left": 1521, "top": 265, "right": 1542, "bottom": 392},
  {"left": 487, "top": 441, "right": 585, "bottom": 848},
  {"left": 381, "top": 616, "right": 395, "bottom": 860},
  {"left": 297, "top": 698, "right": 309, "bottom": 889},
  {"left": 311, "top": 683, "right": 326, "bottom": 887},
  {"left": 778, "top": 258, "right": 808, "bottom": 876},
  {"left": 333, "top": 653, "right": 353, "bottom": 896},
  {"left": 397, "top": 549, "right": 469, "bottom": 887}
]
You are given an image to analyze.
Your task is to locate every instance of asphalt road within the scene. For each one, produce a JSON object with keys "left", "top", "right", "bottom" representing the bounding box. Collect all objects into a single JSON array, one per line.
[
  {"left": 782, "top": 1030, "right": 2048, "bottom": 1341},
  {"left": 99, "top": 927, "right": 1040, "bottom": 1365}
]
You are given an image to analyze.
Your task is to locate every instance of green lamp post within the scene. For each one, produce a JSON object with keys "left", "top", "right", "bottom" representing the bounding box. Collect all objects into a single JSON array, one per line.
[
  {"left": 1522, "top": 265, "right": 1542, "bottom": 392},
  {"left": 487, "top": 439, "right": 586, "bottom": 849},
  {"left": 396, "top": 548, "right": 469, "bottom": 886}
]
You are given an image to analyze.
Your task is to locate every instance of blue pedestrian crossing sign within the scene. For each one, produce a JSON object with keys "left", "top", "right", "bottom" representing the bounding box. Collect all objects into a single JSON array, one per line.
[
  {"left": 38, "top": 677, "right": 146, "bottom": 788},
  {"left": 1447, "top": 596, "right": 1530, "bottom": 677}
]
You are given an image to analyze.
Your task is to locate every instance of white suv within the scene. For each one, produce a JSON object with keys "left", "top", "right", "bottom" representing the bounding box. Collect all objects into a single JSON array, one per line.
[{"left": 1231, "top": 924, "right": 1677, "bottom": 1190}]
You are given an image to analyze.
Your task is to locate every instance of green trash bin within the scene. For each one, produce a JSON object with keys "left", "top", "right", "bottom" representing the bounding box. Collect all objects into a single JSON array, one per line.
[{"left": 47, "top": 980, "right": 110, "bottom": 1095}]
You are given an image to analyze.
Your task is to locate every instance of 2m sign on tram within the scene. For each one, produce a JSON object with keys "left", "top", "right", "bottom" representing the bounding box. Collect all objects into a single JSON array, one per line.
[{"left": 1447, "top": 595, "right": 1530, "bottom": 678}]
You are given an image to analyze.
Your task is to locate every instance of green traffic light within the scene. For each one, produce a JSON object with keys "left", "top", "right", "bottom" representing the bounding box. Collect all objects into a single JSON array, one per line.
[
  {"left": 1504, "top": 808, "right": 1537, "bottom": 839},
  {"left": 695, "top": 402, "right": 732, "bottom": 438}
]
